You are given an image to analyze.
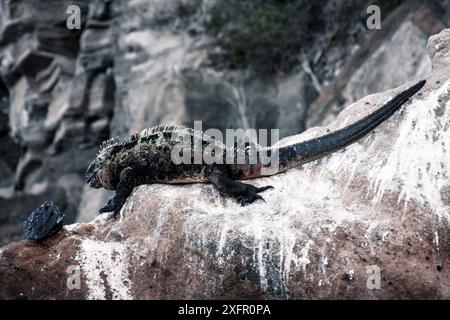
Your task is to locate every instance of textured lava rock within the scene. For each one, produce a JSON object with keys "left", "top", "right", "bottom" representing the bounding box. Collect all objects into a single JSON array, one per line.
[
  {"left": 0, "top": 187, "right": 68, "bottom": 246},
  {"left": 23, "top": 201, "right": 65, "bottom": 241}
]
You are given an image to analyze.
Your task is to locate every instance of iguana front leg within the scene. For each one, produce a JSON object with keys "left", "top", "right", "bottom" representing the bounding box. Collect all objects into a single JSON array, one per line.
[
  {"left": 209, "top": 169, "right": 273, "bottom": 206},
  {"left": 99, "top": 167, "right": 136, "bottom": 218}
]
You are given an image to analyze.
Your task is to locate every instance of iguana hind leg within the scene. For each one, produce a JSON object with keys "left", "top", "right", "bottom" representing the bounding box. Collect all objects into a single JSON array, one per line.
[
  {"left": 209, "top": 169, "right": 273, "bottom": 206},
  {"left": 99, "top": 167, "right": 136, "bottom": 218}
]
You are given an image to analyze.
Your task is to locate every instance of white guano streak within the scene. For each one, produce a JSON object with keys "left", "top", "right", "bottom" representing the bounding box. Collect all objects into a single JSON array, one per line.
[
  {"left": 76, "top": 238, "right": 133, "bottom": 300},
  {"left": 367, "top": 80, "right": 450, "bottom": 221}
]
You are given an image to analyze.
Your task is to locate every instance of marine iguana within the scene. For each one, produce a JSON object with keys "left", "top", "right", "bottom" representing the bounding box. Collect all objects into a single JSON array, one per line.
[{"left": 86, "top": 80, "right": 426, "bottom": 217}]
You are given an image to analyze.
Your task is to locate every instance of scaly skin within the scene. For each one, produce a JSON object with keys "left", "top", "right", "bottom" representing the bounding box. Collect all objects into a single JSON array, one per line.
[{"left": 86, "top": 80, "right": 426, "bottom": 218}]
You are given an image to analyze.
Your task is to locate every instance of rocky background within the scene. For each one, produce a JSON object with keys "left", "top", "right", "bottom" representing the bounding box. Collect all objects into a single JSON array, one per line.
[{"left": 0, "top": 1, "right": 449, "bottom": 256}]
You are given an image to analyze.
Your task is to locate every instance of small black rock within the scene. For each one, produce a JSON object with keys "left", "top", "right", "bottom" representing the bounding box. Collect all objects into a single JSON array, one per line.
[
  {"left": 23, "top": 201, "right": 65, "bottom": 241},
  {"left": 15, "top": 293, "right": 28, "bottom": 300}
]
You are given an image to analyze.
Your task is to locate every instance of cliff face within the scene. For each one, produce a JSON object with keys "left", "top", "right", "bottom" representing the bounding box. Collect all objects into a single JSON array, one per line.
[
  {"left": 0, "top": 0, "right": 111, "bottom": 244},
  {"left": 0, "top": 28, "right": 449, "bottom": 300}
]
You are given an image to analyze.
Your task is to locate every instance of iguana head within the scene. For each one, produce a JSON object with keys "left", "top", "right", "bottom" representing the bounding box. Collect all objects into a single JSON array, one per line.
[
  {"left": 85, "top": 159, "right": 103, "bottom": 189},
  {"left": 85, "top": 143, "right": 121, "bottom": 190}
]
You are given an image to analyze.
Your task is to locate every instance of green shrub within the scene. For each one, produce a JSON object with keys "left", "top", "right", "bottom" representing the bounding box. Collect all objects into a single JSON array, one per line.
[{"left": 206, "top": 0, "right": 307, "bottom": 75}]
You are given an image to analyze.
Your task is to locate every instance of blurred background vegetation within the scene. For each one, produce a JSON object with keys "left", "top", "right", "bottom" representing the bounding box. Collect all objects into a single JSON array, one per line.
[{"left": 206, "top": 0, "right": 406, "bottom": 76}]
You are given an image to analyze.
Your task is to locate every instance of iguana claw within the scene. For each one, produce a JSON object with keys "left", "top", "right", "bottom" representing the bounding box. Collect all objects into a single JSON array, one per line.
[{"left": 99, "top": 197, "right": 125, "bottom": 218}]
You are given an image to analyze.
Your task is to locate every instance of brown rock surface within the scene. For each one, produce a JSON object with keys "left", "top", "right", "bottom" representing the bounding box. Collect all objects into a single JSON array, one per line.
[{"left": 0, "top": 27, "right": 449, "bottom": 301}]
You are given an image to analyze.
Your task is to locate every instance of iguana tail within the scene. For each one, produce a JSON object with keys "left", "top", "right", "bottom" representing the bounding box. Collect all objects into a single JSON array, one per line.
[{"left": 275, "top": 80, "right": 426, "bottom": 172}]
